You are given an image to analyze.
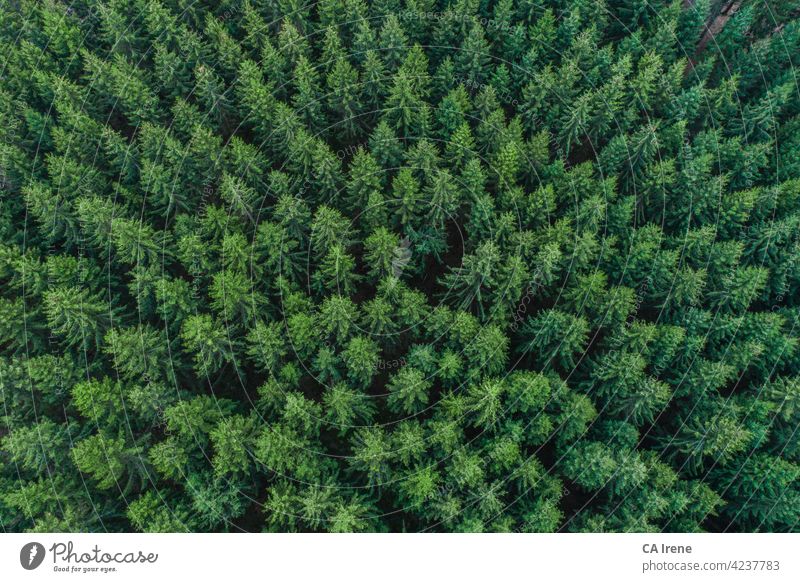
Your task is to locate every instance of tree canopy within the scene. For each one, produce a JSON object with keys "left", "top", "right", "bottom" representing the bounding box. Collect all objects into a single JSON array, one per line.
[{"left": 1, "top": 0, "right": 800, "bottom": 533}]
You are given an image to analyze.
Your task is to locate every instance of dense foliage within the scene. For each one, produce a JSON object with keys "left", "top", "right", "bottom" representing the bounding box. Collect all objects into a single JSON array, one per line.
[{"left": 2, "top": 0, "right": 800, "bottom": 533}]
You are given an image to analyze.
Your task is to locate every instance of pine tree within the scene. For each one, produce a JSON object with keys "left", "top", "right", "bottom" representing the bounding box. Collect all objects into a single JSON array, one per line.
[{"left": 4, "top": 0, "right": 800, "bottom": 535}]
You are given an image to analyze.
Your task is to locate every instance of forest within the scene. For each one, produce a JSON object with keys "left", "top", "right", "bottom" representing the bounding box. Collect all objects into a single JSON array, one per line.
[{"left": 1, "top": 0, "right": 799, "bottom": 533}]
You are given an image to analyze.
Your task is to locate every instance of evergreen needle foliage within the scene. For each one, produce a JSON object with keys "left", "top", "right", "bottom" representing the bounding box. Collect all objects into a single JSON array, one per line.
[{"left": 1, "top": 0, "right": 799, "bottom": 533}]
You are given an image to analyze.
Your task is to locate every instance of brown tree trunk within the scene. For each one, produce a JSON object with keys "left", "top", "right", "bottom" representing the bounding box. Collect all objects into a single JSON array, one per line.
[
  {"left": 696, "top": 0, "right": 743, "bottom": 55},
  {"left": 685, "top": 0, "right": 743, "bottom": 73}
]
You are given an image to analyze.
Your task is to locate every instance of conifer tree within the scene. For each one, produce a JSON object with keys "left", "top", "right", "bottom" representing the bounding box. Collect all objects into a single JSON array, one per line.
[{"left": 2, "top": 0, "right": 799, "bottom": 535}]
